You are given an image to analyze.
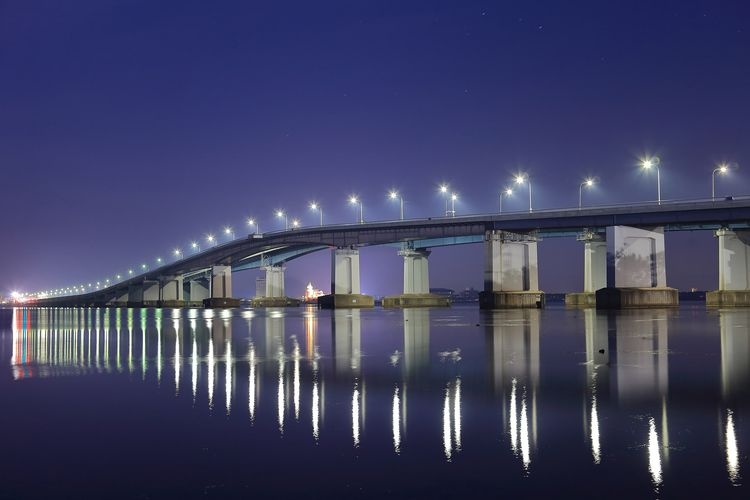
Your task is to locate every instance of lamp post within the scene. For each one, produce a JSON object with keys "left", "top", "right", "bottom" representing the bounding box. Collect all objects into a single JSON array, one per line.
[
  {"left": 310, "top": 202, "right": 323, "bottom": 226},
  {"left": 439, "top": 184, "right": 449, "bottom": 216},
  {"left": 224, "top": 226, "right": 234, "bottom": 240},
  {"left": 450, "top": 193, "right": 457, "bottom": 217},
  {"left": 389, "top": 191, "right": 404, "bottom": 220},
  {"left": 499, "top": 188, "right": 513, "bottom": 213},
  {"left": 191, "top": 241, "right": 200, "bottom": 253},
  {"left": 579, "top": 178, "right": 595, "bottom": 209},
  {"left": 276, "top": 210, "right": 288, "bottom": 230},
  {"left": 173, "top": 248, "right": 182, "bottom": 260},
  {"left": 515, "top": 173, "right": 532, "bottom": 212},
  {"left": 640, "top": 157, "right": 661, "bottom": 204},
  {"left": 292, "top": 219, "right": 300, "bottom": 228},
  {"left": 712, "top": 163, "right": 731, "bottom": 200},
  {"left": 247, "top": 218, "right": 259, "bottom": 234},
  {"left": 206, "top": 234, "right": 216, "bottom": 247},
  {"left": 349, "top": 196, "right": 363, "bottom": 223}
]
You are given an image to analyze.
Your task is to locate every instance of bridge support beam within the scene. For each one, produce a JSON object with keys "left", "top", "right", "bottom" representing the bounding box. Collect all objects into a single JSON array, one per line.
[
  {"left": 566, "top": 231, "right": 607, "bottom": 307},
  {"left": 204, "top": 265, "right": 240, "bottom": 308},
  {"left": 383, "top": 248, "right": 450, "bottom": 307},
  {"left": 252, "top": 265, "right": 300, "bottom": 307},
  {"left": 319, "top": 247, "right": 374, "bottom": 309},
  {"left": 596, "top": 226, "right": 678, "bottom": 309},
  {"left": 159, "top": 275, "right": 185, "bottom": 307},
  {"left": 707, "top": 229, "right": 750, "bottom": 306},
  {"left": 479, "top": 231, "right": 545, "bottom": 309}
]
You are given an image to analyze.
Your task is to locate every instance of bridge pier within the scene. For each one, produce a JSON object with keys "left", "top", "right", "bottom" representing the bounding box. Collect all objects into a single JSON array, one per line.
[
  {"left": 479, "top": 231, "right": 545, "bottom": 309},
  {"left": 252, "top": 265, "right": 300, "bottom": 307},
  {"left": 185, "top": 275, "right": 210, "bottom": 306},
  {"left": 126, "top": 280, "right": 160, "bottom": 307},
  {"left": 204, "top": 265, "right": 240, "bottom": 308},
  {"left": 707, "top": 229, "right": 750, "bottom": 306},
  {"left": 107, "top": 288, "right": 129, "bottom": 307},
  {"left": 160, "top": 275, "right": 185, "bottom": 307},
  {"left": 319, "top": 247, "right": 374, "bottom": 309},
  {"left": 596, "top": 226, "right": 678, "bottom": 309},
  {"left": 383, "top": 248, "right": 450, "bottom": 307},
  {"left": 565, "top": 231, "right": 607, "bottom": 307}
]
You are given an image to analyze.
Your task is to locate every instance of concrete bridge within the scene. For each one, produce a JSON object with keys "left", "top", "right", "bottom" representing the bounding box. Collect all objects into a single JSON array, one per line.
[{"left": 32, "top": 197, "right": 750, "bottom": 309}]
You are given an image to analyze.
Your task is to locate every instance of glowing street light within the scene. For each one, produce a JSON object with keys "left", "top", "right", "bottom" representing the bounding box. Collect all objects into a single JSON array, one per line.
[
  {"left": 439, "top": 184, "right": 450, "bottom": 216},
  {"left": 206, "top": 234, "right": 216, "bottom": 246},
  {"left": 499, "top": 187, "right": 513, "bottom": 213},
  {"left": 191, "top": 241, "right": 200, "bottom": 252},
  {"left": 349, "top": 196, "right": 364, "bottom": 223},
  {"left": 128, "top": 269, "right": 134, "bottom": 276},
  {"left": 712, "top": 163, "right": 736, "bottom": 200},
  {"left": 309, "top": 202, "right": 323, "bottom": 226},
  {"left": 276, "top": 210, "right": 288, "bottom": 230},
  {"left": 640, "top": 156, "right": 661, "bottom": 205},
  {"left": 141, "top": 264, "right": 148, "bottom": 272},
  {"left": 247, "top": 218, "right": 260, "bottom": 234},
  {"left": 389, "top": 190, "right": 404, "bottom": 220},
  {"left": 224, "top": 226, "right": 234, "bottom": 240},
  {"left": 515, "top": 173, "right": 532, "bottom": 212},
  {"left": 173, "top": 248, "right": 183, "bottom": 260},
  {"left": 579, "top": 178, "right": 596, "bottom": 209},
  {"left": 450, "top": 193, "right": 458, "bottom": 217},
  {"left": 156, "top": 257, "right": 163, "bottom": 265},
  {"left": 292, "top": 219, "right": 300, "bottom": 228}
]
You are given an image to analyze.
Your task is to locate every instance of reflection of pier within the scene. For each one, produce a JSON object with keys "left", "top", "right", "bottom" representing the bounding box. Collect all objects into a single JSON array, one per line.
[{"left": 483, "top": 309, "right": 539, "bottom": 471}]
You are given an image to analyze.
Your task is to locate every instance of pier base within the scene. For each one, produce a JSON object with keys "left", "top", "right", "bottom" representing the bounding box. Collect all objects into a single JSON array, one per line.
[
  {"left": 706, "top": 290, "right": 750, "bottom": 307},
  {"left": 318, "top": 294, "right": 374, "bottom": 309},
  {"left": 202, "top": 297, "right": 241, "bottom": 308},
  {"left": 479, "top": 291, "right": 545, "bottom": 309},
  {"left": 595, "top": 287, "right": 678, "bottom": 309},
  {"left": 382, "top": 294, "right": 450, "bottom": 308},
  {"left": 251, "top": 297, "right": 301, "bottom": 307},
  {"left": 564, "top": 292, "right": 596, "bottom": 308}
]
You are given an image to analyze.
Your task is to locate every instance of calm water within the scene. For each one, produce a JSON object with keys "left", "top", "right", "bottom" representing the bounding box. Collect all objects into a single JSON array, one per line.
[{"left": 1, "top": 304, "right": 748, "bottom": 499}]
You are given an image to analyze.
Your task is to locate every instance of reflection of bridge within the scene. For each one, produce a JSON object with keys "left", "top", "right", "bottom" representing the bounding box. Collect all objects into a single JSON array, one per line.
[
  {"left": 9, "top": 306, "right": 743, "bottom": 484},
  {"left": 29, "top": 198, "right": 750, "bottom": 308}
]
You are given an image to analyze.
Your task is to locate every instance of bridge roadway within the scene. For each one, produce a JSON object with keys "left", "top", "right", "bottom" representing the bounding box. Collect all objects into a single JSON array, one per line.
[{"left": 34, "top": 197, "right": 750, "bottom": 305}]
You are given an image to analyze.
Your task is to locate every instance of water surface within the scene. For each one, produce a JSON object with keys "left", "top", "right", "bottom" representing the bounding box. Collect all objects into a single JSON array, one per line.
[{"left": 1, "top": 305, "right": 747, "bottom": 498}]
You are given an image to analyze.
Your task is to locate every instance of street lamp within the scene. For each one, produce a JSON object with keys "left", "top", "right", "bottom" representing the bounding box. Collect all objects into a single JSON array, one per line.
[
  {"left": 247, "top": 218, "right": 259, "bottom": 234},
  {"left": 450, "top": 193, "right": 458, "bottom": 217},
  {"left": 349, "top": 196, "right": 363, "bottom": 223},
  {"left": 173, "top": 248, "right": 182, "bottom": 260},
  {"left": 310, "top": 202, "right": 323, "bottom": 226},
  {"left": 276, "top": 210, "right": 288, "bottom": 230},
  {"left": 712, "top": 163, "right": 735, "bottom": 200},
  {"left": 515, "top": 173, "right": 532, "bottom": 212},
  {"left": 206, "top": 234, "right": 216, "bottom": 246},
  {"left": 389, "top": 190, "right": 404, "bottom": 220},
  {"left": 292, "top": 219, "right": 300, "bottom": 228},
  {"left": 156, "top": 257, "right": 163, "bottom": 265},
  {"left": 499, "top": 188, "right": 513, "bottom": 213},
  {"left": 579, "top": 178, "right": 595, "bottom": 209},
  {"left": 224, "top": 226, "right": 234, "bottom": 240},
  {"left": 191, "top": 241, "right": 200, "bottom": 252},
  {"left": 640, "top": 156, "right": 661, "bottom": 205},
  {"left": 439, "top": 184, "right": 449, "bottom": 216}
]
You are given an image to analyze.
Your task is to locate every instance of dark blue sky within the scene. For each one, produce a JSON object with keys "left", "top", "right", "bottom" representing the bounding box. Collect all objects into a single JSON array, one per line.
[{"left": 1, "top": 0, "right": 749, "bottom": 296}]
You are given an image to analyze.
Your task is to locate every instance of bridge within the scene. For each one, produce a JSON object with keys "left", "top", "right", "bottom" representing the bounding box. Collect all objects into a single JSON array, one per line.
[{"left": 29, "top": 197, "right": 750, "bottom": 309}]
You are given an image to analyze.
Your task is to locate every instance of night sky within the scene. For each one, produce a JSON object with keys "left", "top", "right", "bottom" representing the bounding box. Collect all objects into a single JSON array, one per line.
[{"left": 1, "top": 0, "right": 749, "bottom": 297}]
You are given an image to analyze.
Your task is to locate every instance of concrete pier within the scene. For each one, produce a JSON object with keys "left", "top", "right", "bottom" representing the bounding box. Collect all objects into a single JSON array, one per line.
[
  {"left": 319, "top": 247, "right": 374, "bottom": 309},
  {"left": 383, "top": 248, "right": 450, "bottom": 308},
  {"left": 565, "top": 230, "right": 606, "bottom": 307},
  {"left": 251, "top": 265, "right": 300, "bottom": 307},
  {"left": 596, "top": 226, "right": 678, "bottom": 309},
  {"left": 479, "top": 231, "right": 545, "bottom": 309},
  {"left": 707, "top": 229, "right": 750, "bottom": 307},
  {"left": 203, "top": 266, "right": 240, "bottom": 308}
]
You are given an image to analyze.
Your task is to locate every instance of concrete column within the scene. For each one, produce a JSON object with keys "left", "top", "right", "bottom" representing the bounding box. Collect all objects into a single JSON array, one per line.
[
  {"left": 401, "top": 249, "right": 430, "bottom": 294},
  {"left": 708, "top": 229, "right": 750, "bottom": 306},
  {"left": 332, "top": 247, "right": 361, "bottom": 295},
  {"left": 211, "top": 266, "right": 232, "bottom": 298},
  {"left": 264, "top": 265, "right": 285, "bottom": 298},
  {"left": 596, "top": 226, "right": 677, "bottom": 309},
  {"left": 189, "top": 280, "right": 210, "bottom": 303},
  {"left": 160, "top": 276, "right": 184, "bottom": 302},
  {"left": 319, "top": 247, "right": 374, "bottom": 308},
  {"left": 143, "top": 281, "right": 160, "bottom": 304},
  {"left": 566, "top": 231, "right": 606, "bottom": 307},
  {"left": 479, "top": 231, "right": 544, "bottom": 309}
]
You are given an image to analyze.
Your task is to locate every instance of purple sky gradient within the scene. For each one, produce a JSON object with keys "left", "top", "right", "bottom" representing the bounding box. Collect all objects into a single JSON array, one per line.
[{"left": 1, "top": 1, "right": 748, "bottom": 296}]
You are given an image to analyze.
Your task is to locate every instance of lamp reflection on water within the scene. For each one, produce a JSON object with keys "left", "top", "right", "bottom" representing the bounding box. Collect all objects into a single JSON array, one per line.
[{"left": 726, "top": 409, "right": 740, "bottom": 484}]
